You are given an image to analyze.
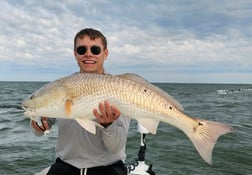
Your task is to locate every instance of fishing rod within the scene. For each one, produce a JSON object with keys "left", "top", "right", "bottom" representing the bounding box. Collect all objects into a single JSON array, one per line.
[{"left": 127, "top": 124, "right": 155, "bottom": 175}]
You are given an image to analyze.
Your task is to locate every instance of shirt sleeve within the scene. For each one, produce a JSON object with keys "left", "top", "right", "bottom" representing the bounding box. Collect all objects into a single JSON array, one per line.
[{"left": 100, "top": 115, "right": 131, "bottom": 153}]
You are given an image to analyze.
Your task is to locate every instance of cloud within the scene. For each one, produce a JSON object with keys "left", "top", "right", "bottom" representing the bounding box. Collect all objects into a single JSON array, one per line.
[{"left": 0, "top": 0, "right": 252, "bottom": 83}]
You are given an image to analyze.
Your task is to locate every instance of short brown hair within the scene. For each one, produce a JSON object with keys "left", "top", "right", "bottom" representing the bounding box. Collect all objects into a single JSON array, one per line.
[{"left": 74, "top": 28, "right": 107, "bottom": 49}]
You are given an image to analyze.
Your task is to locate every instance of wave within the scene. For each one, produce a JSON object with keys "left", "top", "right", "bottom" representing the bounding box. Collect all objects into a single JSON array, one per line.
[
  {"left": 217, "top": 88, "right": 252, "bottom": 95},
  {"left": 0, "top": 104, "right": 23, "bottom": 110},
  {"left": 0, "top": 126, "right": 11, "bottom": 132}
]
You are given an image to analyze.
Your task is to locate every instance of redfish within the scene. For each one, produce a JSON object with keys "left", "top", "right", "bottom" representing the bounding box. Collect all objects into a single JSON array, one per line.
[{"left": 22, "top": 73, "right": 233, "bottom": 164}]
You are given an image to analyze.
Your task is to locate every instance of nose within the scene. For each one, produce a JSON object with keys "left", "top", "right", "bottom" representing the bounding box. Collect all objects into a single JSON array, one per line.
[{"left": 85, "top": 47, "right": 93, "bottom": 56}]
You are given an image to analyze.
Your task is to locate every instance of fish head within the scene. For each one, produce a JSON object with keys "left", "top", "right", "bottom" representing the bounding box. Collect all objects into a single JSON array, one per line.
[{"left": 22, "top": 83, "right": 68, "bottom": 118}]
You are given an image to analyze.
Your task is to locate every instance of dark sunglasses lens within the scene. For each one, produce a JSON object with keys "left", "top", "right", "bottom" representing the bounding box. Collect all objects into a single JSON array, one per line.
[
  {"left": 76, "top": 46, "right": 86, "bottom": 55},
  {"left": 91, "top": 46, "right": 101, "bottom": 55}
]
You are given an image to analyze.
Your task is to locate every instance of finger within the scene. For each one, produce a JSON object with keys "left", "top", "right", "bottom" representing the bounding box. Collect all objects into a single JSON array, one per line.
[
  {"left": 104, "top": 100, "right": 112, "bottom": 116},
  {"left": 31, "top": 119, "right": 47, "bottom": 132},
  {"left": 111, "top": 105, "right": 120, "bottom": 119},
  {"left": 41, "top": 117, "right": 48, "bottom": 121},
  {"left": 31, "top": 120, "right": 40, "bottom": 129},
  {"left": 99, "top": 102, "right": 107, "bottom": 118},
  {"left": 40, "top": 118, "right": 50, "bottom": 130},
  {"left": 93, "top": 109, "right": 101, "bottom": 119},
  {"left": 93, "top": 108, "right": 107, "bottom": 124}
]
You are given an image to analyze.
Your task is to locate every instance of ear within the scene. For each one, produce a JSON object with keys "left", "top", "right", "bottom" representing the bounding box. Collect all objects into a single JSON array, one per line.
[
  {"left": 104, "top": 48, "right": 108, "bottom": 60},
  {"left": 74, "top": 50, "right": 78, "bottom": 60}
]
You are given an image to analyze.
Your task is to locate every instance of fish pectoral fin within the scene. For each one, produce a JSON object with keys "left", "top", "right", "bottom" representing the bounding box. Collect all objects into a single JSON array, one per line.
[
  {"left": 75, "top": 118, "right": 100, "bottom": 134},
  {"left": 137, "top": 118, "right": 160, "bottom": 134},
  {"left": 65, "top": 99, "right": 73, "bottom": 117}
]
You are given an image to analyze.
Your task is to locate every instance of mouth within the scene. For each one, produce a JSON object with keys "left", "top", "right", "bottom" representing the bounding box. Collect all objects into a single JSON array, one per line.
[
  {"left": 22, "top": 104, "right": 35, "bottom": 113},
  {"left": 22, "top": 106, "right": 37, "bottom": 118},
  {"left": 83, "top": 60, "right": 97, "bottom": 64},
  {"left": 22, "top": 106, "right": 32, "bottom": 112}
]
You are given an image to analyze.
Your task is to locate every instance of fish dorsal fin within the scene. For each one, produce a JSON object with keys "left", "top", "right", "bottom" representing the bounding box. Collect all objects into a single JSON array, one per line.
[
  {"left": 118, "top": 73, "right": 184, "bottom": 110},
  {"left": 75, "top": 119, "right": 103, "bottom": 134}
]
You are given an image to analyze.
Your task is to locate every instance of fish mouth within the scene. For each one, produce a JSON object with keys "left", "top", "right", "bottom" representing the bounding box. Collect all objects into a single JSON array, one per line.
[
  {"left": 22, "top": 105, "right": 36, "bottom": 115},
  {"left": 22, "top": 106, "right": 34, "bottom": 112},
  {"left": 83, "top": 60, "right": 97, "bottom": 64}
]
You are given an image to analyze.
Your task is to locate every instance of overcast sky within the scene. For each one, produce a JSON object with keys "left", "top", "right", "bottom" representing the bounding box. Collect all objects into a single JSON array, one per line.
[{"left": 0, "top": 0, "right": 252, "bottom": 83}]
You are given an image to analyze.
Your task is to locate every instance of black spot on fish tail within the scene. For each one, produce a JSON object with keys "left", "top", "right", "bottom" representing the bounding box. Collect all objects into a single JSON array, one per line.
[
  {"left": 193, "top": 122, "right": 204, "bottom": 133},
  {"left": 198, "top": 122, "right": 204, "bottom": 126}
]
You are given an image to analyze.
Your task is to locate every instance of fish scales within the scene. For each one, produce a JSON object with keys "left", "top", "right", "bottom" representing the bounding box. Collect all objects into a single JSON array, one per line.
[{"left": 60, "top": 73, "right": 169, "bottom": 116}]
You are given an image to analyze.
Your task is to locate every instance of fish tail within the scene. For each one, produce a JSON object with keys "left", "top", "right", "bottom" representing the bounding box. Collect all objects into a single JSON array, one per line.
[{"left": 186, "top": 119, "right": 233, "bottom": 165}]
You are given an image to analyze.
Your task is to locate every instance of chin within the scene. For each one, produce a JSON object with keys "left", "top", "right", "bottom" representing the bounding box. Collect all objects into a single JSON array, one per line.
[{"left": 81, "top": 66, "right": 96, "bottom": 72}]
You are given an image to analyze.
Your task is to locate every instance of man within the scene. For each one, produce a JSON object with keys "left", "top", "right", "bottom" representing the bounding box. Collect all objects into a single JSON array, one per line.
[{"left": 31, "top": 28, "right": 130, "bottom": 175}]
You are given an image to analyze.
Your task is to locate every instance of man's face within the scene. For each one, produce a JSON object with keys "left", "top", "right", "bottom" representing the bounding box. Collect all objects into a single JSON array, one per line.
[{"left": 74, "top": 35, "right": 108, "bottom": 74}]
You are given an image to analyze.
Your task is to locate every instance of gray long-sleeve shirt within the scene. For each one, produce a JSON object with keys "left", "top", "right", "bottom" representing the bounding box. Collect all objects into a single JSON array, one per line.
[{"left": 52, "top": 116, "right": 130, "bottom": 169}]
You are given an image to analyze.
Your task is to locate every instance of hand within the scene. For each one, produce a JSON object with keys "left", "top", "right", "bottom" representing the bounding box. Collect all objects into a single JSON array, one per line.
[
  {"left": 93, "top": 100, "right": 121, "bottom": 127},
  {"left": 31, "top": 117, "right": 50, "bottom": 133}
]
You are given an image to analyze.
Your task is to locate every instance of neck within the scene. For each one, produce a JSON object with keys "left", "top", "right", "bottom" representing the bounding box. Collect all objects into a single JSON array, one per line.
[{"left": 80, "top": 68, "right": 105, "bottom": 74}]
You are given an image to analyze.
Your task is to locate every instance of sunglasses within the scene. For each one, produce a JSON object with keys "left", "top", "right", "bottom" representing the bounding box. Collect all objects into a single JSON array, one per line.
[{"left": 75, "top": 45, "right": 101, "bottom": 55}]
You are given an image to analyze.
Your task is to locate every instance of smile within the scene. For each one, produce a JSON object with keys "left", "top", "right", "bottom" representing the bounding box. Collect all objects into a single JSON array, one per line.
[{"left": 83, "top": 60, "right": 96, "bottom": 64}]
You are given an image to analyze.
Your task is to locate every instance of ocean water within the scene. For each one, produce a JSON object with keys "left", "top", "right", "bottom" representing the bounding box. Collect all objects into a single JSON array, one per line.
[{"left": 0, "top": 81, "right": 251, "bottom": 175}]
